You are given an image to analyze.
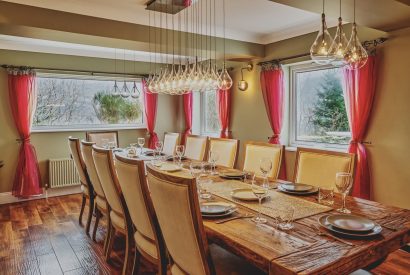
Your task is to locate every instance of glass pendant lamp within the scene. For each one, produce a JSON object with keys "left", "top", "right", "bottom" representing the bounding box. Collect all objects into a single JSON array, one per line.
[
  {"left": 329, "top": 0, "right": 348, "bottom": 66},
  {"left": 310, "top": 0, "right": 334, "bottom": 65},
  {"left": 344, "top": 0, "right": 368, "bottom": 70},
  {"left": 218, "top": 63, "right": 233, "bottom": 91}
]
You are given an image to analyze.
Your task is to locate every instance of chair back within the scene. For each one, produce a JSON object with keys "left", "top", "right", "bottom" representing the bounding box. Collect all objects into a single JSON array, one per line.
[
  {"left": 86, "top": 131, "right": 119, "bottom": 148},
  {"left": 114, "top": 155, "right": 167, "bottom": 269},
  {"left": 243, "top": 141, "right": 284, "bottom": 180},
  {"left": 80, "top": 141, "right": 105, "bottom": 199},
  {"left": 92, "top": 146, "right": 124, "bottom": 216},
  {"left": 68, "top": 137, "right": 88, "bottom": 187},
  {"left": 208, "top": 138, "right": 239, "bottom": 168},
  {"left": 294, "top": 148, "right": 355, "bottom": 189},
  {"left": 163, "top": 132, "right": 180, "bottom": 155},
  {"left": 185, "top": 135, "right": 208, "bottom": 161},
  {"left": 146, "top": 166, "right": 214, "bottom": 275}
]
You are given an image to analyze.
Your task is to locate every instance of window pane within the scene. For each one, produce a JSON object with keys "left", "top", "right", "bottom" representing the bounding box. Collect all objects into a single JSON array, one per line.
[
  {"left": 295, "top": 67, "right": 350, "bottom": 145},
  {"left": 203, "top": 91, "right": 219, "bottom": 134},
  {"left": 33, "top": 76, "right": 143, "bottom": 130}
]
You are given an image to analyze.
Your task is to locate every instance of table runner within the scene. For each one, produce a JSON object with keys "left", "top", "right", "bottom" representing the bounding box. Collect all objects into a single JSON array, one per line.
[{"left": 202, "top": 180, "right": 332, "bottom": 220}]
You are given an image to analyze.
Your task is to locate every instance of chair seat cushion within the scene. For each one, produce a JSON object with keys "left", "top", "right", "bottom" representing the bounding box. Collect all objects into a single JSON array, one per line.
[
  {"left": 110, "top": 211, "right": 125, "bottom": 230},
  {"left": 134, "top": 231, "right": 158, "bottom": 260}
]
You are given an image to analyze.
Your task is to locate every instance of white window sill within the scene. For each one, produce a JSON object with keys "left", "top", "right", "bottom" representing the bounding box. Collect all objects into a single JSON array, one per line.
[
  {"left": 286, "top": 144, "right": 348, "bottom": 153},
  {"left": 31, "top": 125, "right": 147, "bottom": 133}
]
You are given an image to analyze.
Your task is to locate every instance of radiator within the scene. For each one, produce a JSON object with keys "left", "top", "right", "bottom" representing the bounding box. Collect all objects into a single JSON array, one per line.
[{"left": 49, "top": 158, "right": 81, "bottom": 188}]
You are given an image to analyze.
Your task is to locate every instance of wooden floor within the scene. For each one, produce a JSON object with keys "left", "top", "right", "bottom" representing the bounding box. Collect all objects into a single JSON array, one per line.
[{"left": 0, "top": 194, "right": 408, "bottom": 275}]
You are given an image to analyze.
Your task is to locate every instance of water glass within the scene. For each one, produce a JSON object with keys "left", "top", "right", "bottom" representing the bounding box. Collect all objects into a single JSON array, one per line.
[
  {"left": 137, "top": 137, "right": 145, "bottom": 155},
  {"left": 260, "top": 158, "right": 272, "bottom": 186},
  {"left": 101, "top": 138, "right": 109, "bottom": 149},
  {"left": 127, "top": 147, "right": 137, "bottom": 158},
  {"left": 176, "top": 145, "right": 185, "bottom": 167},
  {"left": 276, "top": 206, "right": 295, "bottom": 230},
  {"left": 108, "top": 141, "right": 116, "bottom": 149},
  {"left": 318, "top": 187, "right": 334, "bottom": 206},
  {"left": 335, "top": 172, "right": 353, "bottom": 214},
  {"left": 208, "top": 150, "right": 219, "bottom": 175},
  {"left": 251, "top": 179, "right": 269, "bottom": 224}
]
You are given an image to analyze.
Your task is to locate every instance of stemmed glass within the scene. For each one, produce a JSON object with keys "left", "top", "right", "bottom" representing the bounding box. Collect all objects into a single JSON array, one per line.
[
  {"left": 252, "top": 179, "right": 269, "bottom": 224},
  {"left": 175, "top": 145, "right": 185, "bottom": 167},
  {"left": 137, "top": 137, "right": 145, "bottom": 155},
  {"left": 190, "top": 162, "right": 210, "bottom": 199},
  {"left": 335, "top": 172, "right": 353, "bottom": 214},
  {"left": 155, "top": 141, "right": 164, "bottom": 156},
  {"left": 101, "top": 138, "right": 109, "bottom": 149},
  {"left": 208, "top": 150, "right": 219, "bottom": 175},
  {"left": 260, "top": 158, "right": 273, "bottom": 187}
]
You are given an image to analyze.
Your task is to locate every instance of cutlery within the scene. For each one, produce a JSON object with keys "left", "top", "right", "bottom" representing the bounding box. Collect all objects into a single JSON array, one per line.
[
  {"left": 311, "top": 224, "right": 354, "bottom": 246},
  {"left": 215, "top": 213, "right": 254, "bottom": 224}
]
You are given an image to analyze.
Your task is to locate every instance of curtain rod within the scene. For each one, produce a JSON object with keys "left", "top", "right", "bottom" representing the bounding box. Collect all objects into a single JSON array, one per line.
[
  {"left": 257, "top": 37, "right": 388, "bottom": 66},
  {"left": 0, "top": 65, "right": 149, "bottom": 78}
]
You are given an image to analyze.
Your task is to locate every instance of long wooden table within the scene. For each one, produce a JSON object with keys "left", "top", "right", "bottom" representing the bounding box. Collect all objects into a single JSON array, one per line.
[{"left": 199, "top": 169, "right": 410, "bottom": 275}]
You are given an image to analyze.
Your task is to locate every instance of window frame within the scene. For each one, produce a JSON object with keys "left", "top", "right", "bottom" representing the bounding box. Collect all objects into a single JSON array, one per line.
[
  {"left": 288, "top": 62, "right": 349, "bottom": 151},
  {"left": 32, "top": 72, "right": 146, "bottom": 133},
  {"left": 199, "top": 90, "right": 220, "bottom": 137}
]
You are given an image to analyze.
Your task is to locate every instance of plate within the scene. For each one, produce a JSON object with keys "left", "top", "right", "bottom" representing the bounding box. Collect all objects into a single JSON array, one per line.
[
  {"left": 159, "top": 164, "right": 182, "bottom": 172},
  {"left": 318, "top": 215, "right": 382, "bottom": 238},
  {"left": 220, "top": 172, "right": 245, "bottom": 180},
  {"left": 145, "top": 151, "right": 166, "bottom": 157},
  {"left": 200, "top": 202, "right": 234, "bottom": 215},
  {"left": 326, "top": 214, "right": 375, "bottom": 232},
  {"left": 166, "top": 156, "right": 188, "bottom": 161},
  {"left": 202, "top": 208, "right": 237, "bottom": 218},
  {"left": 278, "top": 185, "right": 318, "bottom": 195},
  {"left": 231, "top": 188, "right": 268, "bottom": 201},
  {"left": 281, "top": 183, "right": 313, "bottom": 192}
]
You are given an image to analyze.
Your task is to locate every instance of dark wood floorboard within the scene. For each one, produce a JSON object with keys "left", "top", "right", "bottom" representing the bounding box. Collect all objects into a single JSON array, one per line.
[{"left": 0, "top": 194, "right": 407, "bottom": 275}]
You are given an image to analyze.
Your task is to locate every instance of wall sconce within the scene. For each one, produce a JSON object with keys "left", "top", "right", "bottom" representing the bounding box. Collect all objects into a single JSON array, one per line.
[{"left": 238, "top": 63, "right": 253, "bottom": 91}]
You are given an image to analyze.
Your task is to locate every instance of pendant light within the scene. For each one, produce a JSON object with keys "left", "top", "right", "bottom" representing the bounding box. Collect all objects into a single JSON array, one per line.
[
  {"left": 112, "top": 49, "right": 121, "bottom": 97},
  {"left": 329, "top": 0, "right": 348, "bottom": 66},
  {"left": 344, "top": 0, "right": 368, "bottom": 70},
  {"left": 218, "top": 0, "right": 233, "bottom": 91},
  {"left": 310, "top": 0, "right": 334, "bottom": 65},
  {"left": 120, "top": 49, "right": 131, "bottom": 98}
]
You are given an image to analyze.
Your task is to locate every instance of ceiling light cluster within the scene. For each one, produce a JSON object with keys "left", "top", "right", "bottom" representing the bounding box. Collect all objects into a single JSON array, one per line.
[{"left": 310, "top": 0, "right": 368, "bottom": 70}]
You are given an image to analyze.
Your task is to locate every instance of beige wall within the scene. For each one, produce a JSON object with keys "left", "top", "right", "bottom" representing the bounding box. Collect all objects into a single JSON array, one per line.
[
  {"left": 229, "top": 28, "right": 410, "bottom": 209},
  {"left": 0, "top": 50, "right": 179, "bottom": 193}
]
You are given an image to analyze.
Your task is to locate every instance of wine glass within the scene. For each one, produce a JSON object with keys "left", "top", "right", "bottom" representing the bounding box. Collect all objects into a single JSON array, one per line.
[
  {"left": 251, "top": 179, "right": 269, "bottom": 224},
  {"left": 175, "top": 145, "right": 185, "bottom": 167},
  {"left": 155, "top": 141, "right": 164, "bottom": 153},
  {"left": 260, "top": 158, "right": 272, "bottom": 186},
  {"left": 137, "top": 137, "right": 145, "bottom": 155},
  {"left": 208, "top": 150, "right": 219, "bottom": 175},
  {"left": 190, "top": 162, "right": 209, "bottom": 199},
  {"left": 101, "top": 138, "right": 109, "bottom": 149},
  {"left": 335, "top": 172, "right": 353, "bottom": 214}
]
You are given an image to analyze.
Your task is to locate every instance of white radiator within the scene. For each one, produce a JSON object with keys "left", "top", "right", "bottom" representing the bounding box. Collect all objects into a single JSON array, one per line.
[{"left": 49, "top": 158, "right": 81, "bottom": 188}]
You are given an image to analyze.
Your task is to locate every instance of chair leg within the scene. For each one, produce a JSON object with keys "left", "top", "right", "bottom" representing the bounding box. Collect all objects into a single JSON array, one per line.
[
  {"left": 123, "top": 228, "right": 134, "bottom": 275},
  {"left": 105, "top": 225, "right": 115, "bottom": 261},
  {"left": 132, "top": 249, "right": 141, "bottom": 275},
  {"left": 92, "top": 208, "right": 101, "bottom": 242},
  {"left": 85, "top": 195, "right": 94, "bottom": 236},
  {"left": 103, "top": 213, "right": 112, "bottom": 256},
  {"left": 79, "top": 194, "right": 86, "bottom": 226}
]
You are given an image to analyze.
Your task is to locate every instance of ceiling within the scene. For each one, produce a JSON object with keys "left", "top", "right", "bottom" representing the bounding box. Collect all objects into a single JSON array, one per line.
[{"left": 1, "top": 0, "right": 338, "bottom": 44}]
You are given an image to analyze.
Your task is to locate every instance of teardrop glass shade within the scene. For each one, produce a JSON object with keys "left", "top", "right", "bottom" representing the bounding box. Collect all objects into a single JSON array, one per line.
[
  {"left": 120, "top": 81, "right": 130, "bottom": 98},
  {"left": 218, "top": 66, "right": 233, "bottom": 91},
  {"left": 131, "top": 81, "right": 140, "bottom": 98},
  {"left": 310, "top": 13, "right": 334, "bottom": 65},
  {"left": 112, "top": 80, "right": 121, "bottom": 97},
  {"left": 329, "top": 17, "right": 349, "bottom": 66},
  {"left": 344, "top": 23, "right": 368, "bottom": 70}
]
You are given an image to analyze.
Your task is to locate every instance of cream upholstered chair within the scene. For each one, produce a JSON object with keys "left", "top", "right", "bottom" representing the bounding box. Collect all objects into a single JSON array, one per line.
[
  {"left": 114, "top": 155, "right": 167, "bottom": 275},
  {"left": 242, "top": 141, "right": 284, "bottom": 180},
  {"left": 184, "top": 135, "right": 208, "bottom": 161},
  {"left": 68, "top": 137, "right": 94, "bottom": 234},
  {"left": 146, "top": 165, "right": 265, "bottom": 275},
  {"left": 293, "top": 147, "right": 355, "bottom": 189},
  {"left": 92, "top": 146, "right": 133, "bottom": 275},
  {"left": 80, "top": 140, "right": 109, "bottom": 242},
  {"left": 208, "top": 138, "right": 239, "bottom": 168},
  {"left": 86, "top": 131, "right": 119, "bottom": 148},
  {"left": 163, "top": 132, "right": 180, "bottom": 155}
]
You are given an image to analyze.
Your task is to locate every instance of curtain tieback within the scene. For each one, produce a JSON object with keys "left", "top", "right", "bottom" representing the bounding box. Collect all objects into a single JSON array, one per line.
[
  {"left": 16, "top": 137, "right": 30, "bottom": 143},
  {"left": 271, "top": 134, "right": 280, "bottom": 138},
  {"left": 350, "top": 140, "right": 372, "bottom": 145}
]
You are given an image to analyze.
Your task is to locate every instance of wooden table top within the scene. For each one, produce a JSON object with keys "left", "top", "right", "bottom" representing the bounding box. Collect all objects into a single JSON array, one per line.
[{"left": 199, "top": 169, "right": 410, "bottom": 275}]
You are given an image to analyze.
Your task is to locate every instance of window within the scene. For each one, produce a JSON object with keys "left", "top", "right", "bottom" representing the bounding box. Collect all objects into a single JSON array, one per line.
[
  {"left": 289, "top": 63, "right": 350, "bottom": 149},
  {"left": 33, "top": 74, "right": 144, "bottom": 132},
  {"left": 200, "top": 90, "right": 220, "bottom": 136}
]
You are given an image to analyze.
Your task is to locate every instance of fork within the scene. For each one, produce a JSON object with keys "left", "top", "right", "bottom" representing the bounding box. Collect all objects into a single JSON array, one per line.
[
  {"left": 215, "top": 213, "right": 254, "bottom": 224},
  {"left": 311, "top": 224, "right": 354, "bottom": 246}
]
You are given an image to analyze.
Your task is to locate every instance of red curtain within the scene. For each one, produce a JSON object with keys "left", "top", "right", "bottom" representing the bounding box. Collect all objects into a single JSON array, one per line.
[
  {"left": 142, "top": 79, "right": 159, "bottom": 149},
  {"left": 8, "top": 69, "right": 42, "bottom": 198},
  {"left": 217, "top": 88, "right": 232, "bottom": 138},
  {"left": 182, "top": 92, "right": 193, "bottom": 145},
  {"left": 260, "top": 65, "right": 286, "bottom": 180},
  {"left": 343, "top": 56, "right": 377, "bottom": 199}
]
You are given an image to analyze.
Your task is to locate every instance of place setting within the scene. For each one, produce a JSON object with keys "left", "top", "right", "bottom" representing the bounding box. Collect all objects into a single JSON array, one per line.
[
  {"left": 277, "top": 182, "right": 318, "bottom": 195},
  {"left": 200, "top": 201, "right": 238, "bottom": 219}
]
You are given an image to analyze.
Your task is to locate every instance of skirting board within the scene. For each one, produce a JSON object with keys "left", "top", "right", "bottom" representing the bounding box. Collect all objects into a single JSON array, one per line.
[{"left": 0, "top": 185, "right": 82, "bottom": 205}]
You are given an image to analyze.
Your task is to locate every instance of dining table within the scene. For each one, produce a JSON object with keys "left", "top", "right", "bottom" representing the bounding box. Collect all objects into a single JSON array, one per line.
[{"left": 116, "top": 148, "right": 410, "bottom": 275}]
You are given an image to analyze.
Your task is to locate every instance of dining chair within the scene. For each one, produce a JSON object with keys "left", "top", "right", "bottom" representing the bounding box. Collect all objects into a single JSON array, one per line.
[
  {"left": 208, "top": 137, "right": 239, "bottom": 168},
  {"left": 184, "top": 135, "right": 208, "bottom": 161},
  {"left": 114, "top": 154, "right": 167, "bottom": 275},
  {"left": 92, "top": 146, "right": 133, "bottom": 275},
  {"left": 146, "top": 165, "right": 265, "bottom": 275},
  {"left": 162, "top": 132, "right": 180, "bottom": 155},
  {"left": 293, "top": 147, "right": 355, "bottom": 189},
  {"left": 68, "top": 137, "right": 94, "bottom": 234},
  {"left": 80, "top": 140, "right": 109, "bottom": 242},
  {"left": 86, "top": 131, "right": 119, "bottom": 148},
  {"left": 242, "top": 141, "right": 284, "bottom": 180}
]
